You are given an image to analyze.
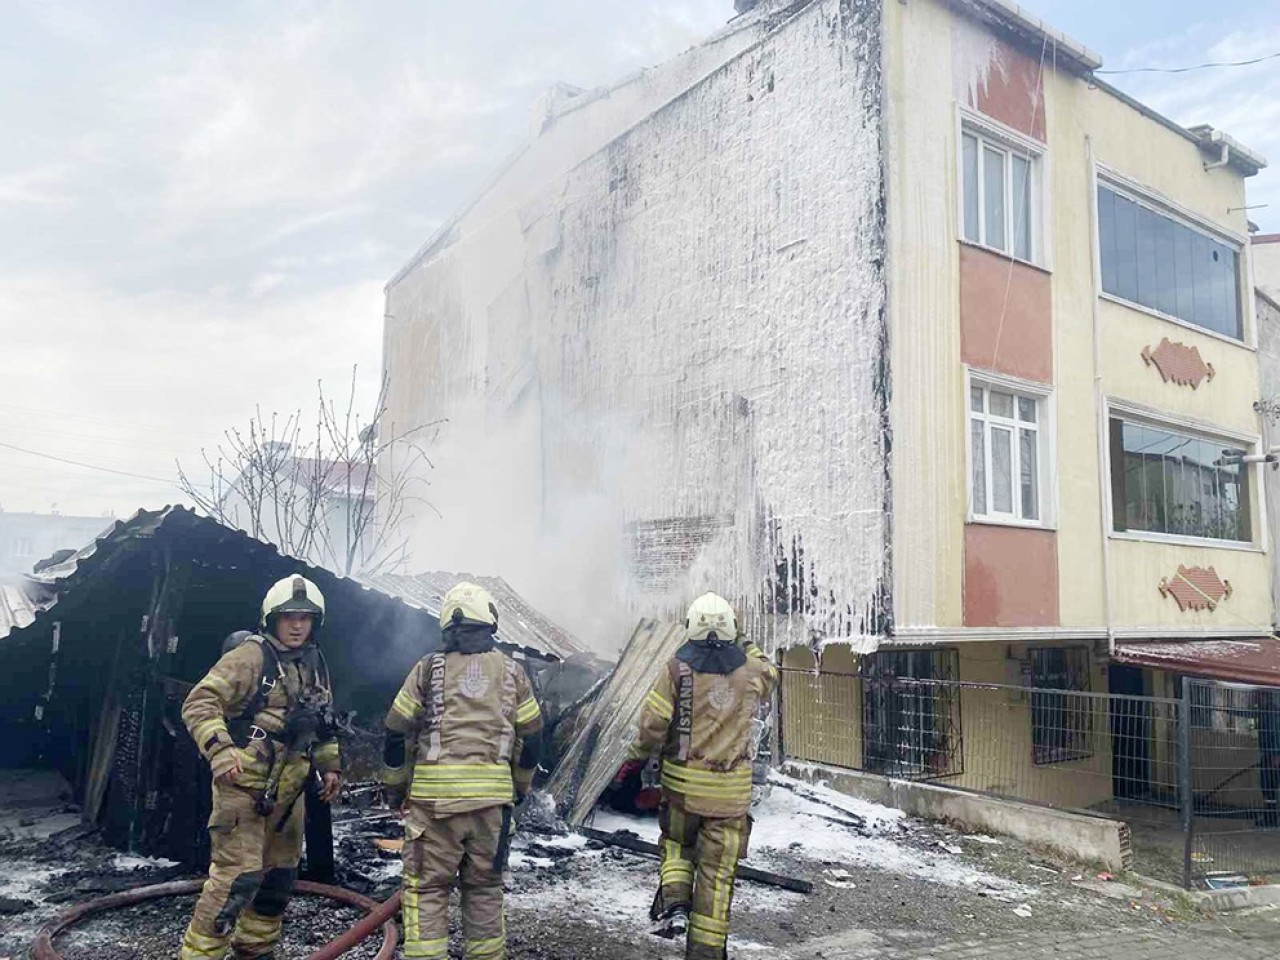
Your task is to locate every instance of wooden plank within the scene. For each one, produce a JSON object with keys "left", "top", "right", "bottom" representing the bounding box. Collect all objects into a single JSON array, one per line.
[{"left": 580, "top": 826, "right": 814, "bottom": 894}]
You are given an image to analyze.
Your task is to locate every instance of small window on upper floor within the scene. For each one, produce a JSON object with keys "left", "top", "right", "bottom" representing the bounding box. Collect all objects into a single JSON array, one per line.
[
  {"left": 969, "top": 376, "right": 1053, "bottom": 527},
  {"left": 1097, "top": 182, "right": 1243, "bottom": 341},
  {"left": 961, "top": 122, "right": 1041, "bottom": 264}
]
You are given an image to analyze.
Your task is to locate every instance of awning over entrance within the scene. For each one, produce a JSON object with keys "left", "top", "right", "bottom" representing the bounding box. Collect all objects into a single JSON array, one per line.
[{"left": 1114, "top": 638, "right": 1280, "bottom": 687}]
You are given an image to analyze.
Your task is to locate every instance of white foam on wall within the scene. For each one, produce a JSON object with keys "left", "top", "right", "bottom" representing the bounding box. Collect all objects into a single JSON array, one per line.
[{"left": 385, "top": 0, "right": 887, "bottom": 655}]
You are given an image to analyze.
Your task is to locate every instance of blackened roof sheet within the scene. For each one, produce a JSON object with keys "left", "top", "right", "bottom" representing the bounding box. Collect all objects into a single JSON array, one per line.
[{"left": 0, "top": 506, "right": 583, "bottom": 662}]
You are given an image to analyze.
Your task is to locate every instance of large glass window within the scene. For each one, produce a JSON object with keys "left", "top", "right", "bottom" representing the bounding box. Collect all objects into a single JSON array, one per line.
[
  {"left": 962, "top": 127, "right": 1037, "bottom": 262},
  {"left": 970, "top": 381, "right": 1047, "bottom": 523},
  {"left": 1108, "top": 417, "right": 1251, "bottom": 543},
  {"left": 1097, "top": 184, "right": 1241, "bottom": 339}
]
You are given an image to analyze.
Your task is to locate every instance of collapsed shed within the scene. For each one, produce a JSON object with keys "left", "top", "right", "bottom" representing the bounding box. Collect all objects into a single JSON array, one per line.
[{"left": 0, "top": 506, "right": 590, "bottom": 867}]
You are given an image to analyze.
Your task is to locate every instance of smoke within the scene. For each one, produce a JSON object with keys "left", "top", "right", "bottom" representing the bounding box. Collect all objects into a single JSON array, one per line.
[{"left": 402, "top": 397, "right": 638, "bottom": 657}]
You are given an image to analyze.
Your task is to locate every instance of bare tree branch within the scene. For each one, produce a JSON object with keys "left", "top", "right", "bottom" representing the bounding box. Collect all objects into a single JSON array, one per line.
[{"left": 177, "top": 367, "right": 439, "bottom": 576}]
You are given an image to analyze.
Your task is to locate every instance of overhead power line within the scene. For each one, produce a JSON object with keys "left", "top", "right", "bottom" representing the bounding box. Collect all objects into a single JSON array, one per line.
[
  {"left": 1097, "top": 51, "right": 1280, "bottom": 75},
  {"left": 0, "top": 438, "right": 179, "bottom": 485}
]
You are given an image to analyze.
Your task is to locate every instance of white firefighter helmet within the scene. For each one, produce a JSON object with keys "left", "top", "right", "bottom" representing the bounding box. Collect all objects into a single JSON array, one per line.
[
  {"left": 440, "top": 581, "right": 498, "bottom": 631},
  {"left": 261, "top": 574, "right": 326, "bottom": 628},
  {"left": 685, "top": 592, "right": 737, "bottom": 644}
]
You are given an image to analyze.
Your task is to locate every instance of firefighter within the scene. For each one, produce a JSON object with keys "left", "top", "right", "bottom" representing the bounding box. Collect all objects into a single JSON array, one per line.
[
  {"left": 618, "top": 592, "right": 778, "bottom": 960},
  {"left": 382, "top": 581, "right": 543, "bottom": 960},
  {"left": 179, "top": 575, "right": 342, "bottom": 960}
]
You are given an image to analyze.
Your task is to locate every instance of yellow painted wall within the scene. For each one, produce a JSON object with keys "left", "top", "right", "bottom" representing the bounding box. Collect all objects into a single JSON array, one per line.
[
  {"left": 1108, "top": 539, "right": 1271, "bottom": 629},
  {"left": 947, "top": 643, "right": 1114, "bottom": 809},
  {"left": 1099, "top": 301, "right": 1260, "bottom": 435},
  {"left": 780, "top": 641, "right": 1114, "bottom": 810},
  {"left": 883, "top": 0, "right": 966, "bottom": 631},
  {"left": 780, "top": 646, "right": 862, "bottom": 768},
  {"left": 886, "top": 0, "right": 1271, "bottom": 636}
]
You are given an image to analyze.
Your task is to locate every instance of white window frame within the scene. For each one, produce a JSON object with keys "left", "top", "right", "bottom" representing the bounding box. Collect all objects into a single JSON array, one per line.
[
  {"left": 957, "top": 108, "right": 1047, "bottom": 269},
  {"left": 965, "top": 368, "right": 1056, "bottom": 529},
  {"left": 1103, "top": 399, "right": 1262, "bottom": 551},
  {"left": 1093, "top": 166, "right": 1252, "bottom": 348}
]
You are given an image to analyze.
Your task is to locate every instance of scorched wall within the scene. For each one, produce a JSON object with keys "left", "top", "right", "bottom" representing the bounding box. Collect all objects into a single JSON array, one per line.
[{"left": 384, "top": 0, "right": 888, "bottom": 651}]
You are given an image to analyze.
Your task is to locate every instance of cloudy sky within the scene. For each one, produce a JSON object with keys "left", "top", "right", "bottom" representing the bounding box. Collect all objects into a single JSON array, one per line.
[{"left": 2, "top": 0, "right": 1278, "bottom": 523}]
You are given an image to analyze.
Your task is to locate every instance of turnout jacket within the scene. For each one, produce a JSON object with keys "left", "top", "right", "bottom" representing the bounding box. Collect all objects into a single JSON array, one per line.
[
  {"left": 182, "top": 635, "right": 341, "bottom": 790},
  {"left": 383, "top": 642, "right": 543, "bottom": 818},
  {"left": 629, "top": 640, "right": 778, "bottom": 818}
]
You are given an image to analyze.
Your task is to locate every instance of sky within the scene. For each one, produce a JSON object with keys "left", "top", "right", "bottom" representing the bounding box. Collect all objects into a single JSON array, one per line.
[{"left": 1, "top": 0, "right": 1278, "bottom": 526}]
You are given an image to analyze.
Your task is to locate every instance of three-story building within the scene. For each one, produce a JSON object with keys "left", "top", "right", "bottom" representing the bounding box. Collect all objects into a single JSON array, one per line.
[{"left": 381, "top": 0, "right": 1271, "bottom": 824}]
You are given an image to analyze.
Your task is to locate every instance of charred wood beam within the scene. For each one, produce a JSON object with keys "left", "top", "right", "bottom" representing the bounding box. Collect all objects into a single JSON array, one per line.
[
  {"left": 302, "top": 775, "right": 336, "bottom": 884},
  {"left": 578, "top": 827, "right": 813, "bottom": 894}
]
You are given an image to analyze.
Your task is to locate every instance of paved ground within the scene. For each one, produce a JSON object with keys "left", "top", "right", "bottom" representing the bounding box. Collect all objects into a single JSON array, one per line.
[{"left": 787, "top": 908, "right": 1280, "bottom": 959}]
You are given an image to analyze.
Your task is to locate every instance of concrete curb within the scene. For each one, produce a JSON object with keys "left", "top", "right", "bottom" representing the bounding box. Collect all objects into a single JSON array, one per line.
[
  {"left": 783, "top": 760, "right": 1131, "bottom": 871},
  {"left": 1135, "top": 873, "right": 1280, "bottom": 912}
]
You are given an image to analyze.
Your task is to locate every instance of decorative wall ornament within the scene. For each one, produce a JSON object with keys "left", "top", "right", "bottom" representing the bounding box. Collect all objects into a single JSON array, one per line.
[
  {"left": 1141, "top": 339, "right": 1215, "bottom": 389},
  {"left": 1158, "top": 565, "right": 1232, "bottom": 612}
]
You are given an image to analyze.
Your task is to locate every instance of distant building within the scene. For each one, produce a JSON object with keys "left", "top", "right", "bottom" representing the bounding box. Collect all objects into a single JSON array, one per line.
[
  {"left": 1255, "top": 233, "right": 1280, "bottom": 302},
  {"left": 0, "top": 511, "right": 109, "bottom": 576},
  {"left": 219, "top": 443, "right": 380, "bottom": 576}
]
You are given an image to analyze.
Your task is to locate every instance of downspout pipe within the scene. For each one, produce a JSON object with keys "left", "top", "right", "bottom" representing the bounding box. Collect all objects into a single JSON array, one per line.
[
  {"left": 1087, "top": 137, "right": 1117, "bottom": 659},
  {"left": 1204, "top": 137, "right": 1231, "bottom": 172}
]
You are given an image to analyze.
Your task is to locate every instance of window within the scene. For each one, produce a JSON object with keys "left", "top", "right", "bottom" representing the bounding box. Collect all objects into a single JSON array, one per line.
[
  {"left": 1108, "top": 417, "right": 1251, "bottom": 543},
  {"left": 1187, "top": 679, "right": 1256, "bottom": 734},
  {"left": 961, "top": 125, "right": 1038, "bottom": 262},
  {"left": 863, "top": 649, "right": 963, "bottom": 780},
  {"left": 1030, "top": 647, "right": 1093, "bottom": 765},
  {"left": 970, "top": 379, "right": 1049, "bottom": 524},
  {"left": 1097, "top": 183, "right": 1242, "bottom": 340}
]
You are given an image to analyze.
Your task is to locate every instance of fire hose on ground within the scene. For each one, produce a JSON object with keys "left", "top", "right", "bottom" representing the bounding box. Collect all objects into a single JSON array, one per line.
[{"left": 31, "top": 879, "right": 402, "bottom": 960}]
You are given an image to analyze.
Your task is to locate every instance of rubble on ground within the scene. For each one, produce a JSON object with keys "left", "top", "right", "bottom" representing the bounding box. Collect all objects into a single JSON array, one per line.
[{"left": 1, "top": 773, "right": 1233, "bottom": 960}]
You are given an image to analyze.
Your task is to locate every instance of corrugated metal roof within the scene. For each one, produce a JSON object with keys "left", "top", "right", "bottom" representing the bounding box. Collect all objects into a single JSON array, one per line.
[
  {"left": 1115, "top": 638, "right": 1280, "bottom": 687},
  {"left": 355, "top": 571, "right": 584, "bottom": 661},
  {"left": 545, "top": 618, "right": 686, "bottom": 824},
  {"left": 0, "top": 506, "right": 584, "bottom": 662},
  {"left": 0, "top": 580, "right": 40, "bottom": 638}
]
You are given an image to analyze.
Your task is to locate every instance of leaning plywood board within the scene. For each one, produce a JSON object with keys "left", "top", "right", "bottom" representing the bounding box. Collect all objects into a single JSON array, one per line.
[{"left": 545, "top": 619, "right": 685, "bottom": 825}]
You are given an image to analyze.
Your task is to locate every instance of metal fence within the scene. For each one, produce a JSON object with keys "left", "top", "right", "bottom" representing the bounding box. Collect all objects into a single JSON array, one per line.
[{"left": 779, "top": 669, "right": 1280, "bottom": 888}]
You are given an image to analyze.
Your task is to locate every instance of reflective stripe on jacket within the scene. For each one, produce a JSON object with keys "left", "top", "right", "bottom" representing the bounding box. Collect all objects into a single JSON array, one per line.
[
  {"left": 629, "top": 640, "right": 778, "bottom": 817},
  {"left": 384, "top": 648, "right": 543, "bottom": 816}
]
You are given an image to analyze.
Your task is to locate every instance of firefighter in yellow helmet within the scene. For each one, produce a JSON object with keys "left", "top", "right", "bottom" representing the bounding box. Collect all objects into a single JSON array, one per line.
[
  {"left": 179, "top": 575, "right": 342, "bottom": 960},
  {"left": 382, "top": 581, "right": 544, "bottom": 960},
  {"left": 619, "top": 592, "right": 778, "bottom": 960}
]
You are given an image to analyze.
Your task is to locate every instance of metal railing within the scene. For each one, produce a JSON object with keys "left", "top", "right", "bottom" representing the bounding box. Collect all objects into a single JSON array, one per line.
[{"left": 779, "top": 669, "right": 1280, "bottom": 888}]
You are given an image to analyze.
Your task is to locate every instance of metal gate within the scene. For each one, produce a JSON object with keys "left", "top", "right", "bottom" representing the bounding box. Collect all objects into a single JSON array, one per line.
[{"left": 1184, "top": 677, "right": 1280, "bottom": 886}]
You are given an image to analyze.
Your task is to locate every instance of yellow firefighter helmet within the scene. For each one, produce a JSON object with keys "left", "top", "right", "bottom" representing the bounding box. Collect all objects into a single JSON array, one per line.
[
  {"left": 685, "top": 592, "right": 737, "bottom": 644},
  {"left": 261, "top": 574, "right": 326, "bottom": 628},
  {"left": 440, "top": 581, "right": 498, "bottom": 631}
]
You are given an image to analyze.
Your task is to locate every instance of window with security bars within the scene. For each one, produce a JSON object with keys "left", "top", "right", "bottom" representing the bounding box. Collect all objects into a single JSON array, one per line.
[
  {"left": 863, "top": 648, "right": 962, "bottom": 779},
  {"left": 1031, "top": 647, "right": 1093, "bottom": 765}
]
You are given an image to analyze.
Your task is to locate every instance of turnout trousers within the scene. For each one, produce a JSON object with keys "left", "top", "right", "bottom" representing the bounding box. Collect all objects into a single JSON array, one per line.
[
  {"left": 179, "top": 780, "right": 306, "bottom": 959},
  {"left": 653, "top": 796, "right": 752, "bottom": 960},
  {"left": 401, "top": 804, "right": 509, "bottom": 960}
]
